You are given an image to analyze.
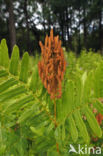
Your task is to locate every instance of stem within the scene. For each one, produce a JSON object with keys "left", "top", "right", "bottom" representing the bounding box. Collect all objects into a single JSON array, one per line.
[
  {"left": 54, "top": 99, "right": 57, "bottom": 128},
  {"left": 54, "top": 99, "right": 59, "bottom": 153},
  {"left": 56, "top": 143, "right": 59, "bottom": 153}
]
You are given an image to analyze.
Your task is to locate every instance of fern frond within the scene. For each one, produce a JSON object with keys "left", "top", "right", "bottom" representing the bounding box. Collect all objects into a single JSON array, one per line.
[
  {"left": 67, "top": 114, "right": 78, "bottom": 143},
  {"left": 0, "top": 39, "right": 103, "bottom": 155},
  {"left": 57, "top": 70, "right": 102, "bottom": 144},
  {"left": 84, "top": 105, "right": 102, "bottom": 137}
]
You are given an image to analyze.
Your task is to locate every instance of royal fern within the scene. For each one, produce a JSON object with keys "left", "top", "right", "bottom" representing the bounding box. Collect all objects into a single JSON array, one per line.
[{"left": 0, "top": 38, "right": 103, "bottom": 156}]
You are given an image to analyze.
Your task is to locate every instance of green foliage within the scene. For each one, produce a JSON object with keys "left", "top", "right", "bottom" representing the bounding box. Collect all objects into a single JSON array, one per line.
[
  {"left": 0, "top": 39, "right": 103, "bottom": 155},
  {"left": 9, "top": 45, "right": 19, "bottom": 76},
  {"left": 0, "top": 39, "right": 9, "bottom": 68}
]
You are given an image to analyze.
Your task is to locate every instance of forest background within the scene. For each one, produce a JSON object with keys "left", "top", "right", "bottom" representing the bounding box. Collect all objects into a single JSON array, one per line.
[{"left": 0, "top": 0, "right": 103, "bottom": 55}]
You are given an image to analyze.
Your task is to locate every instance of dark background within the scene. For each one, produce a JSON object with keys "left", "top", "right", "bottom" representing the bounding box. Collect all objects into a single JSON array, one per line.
[{"left": 0, "top": 0, "right": 103, "bottom": 55}]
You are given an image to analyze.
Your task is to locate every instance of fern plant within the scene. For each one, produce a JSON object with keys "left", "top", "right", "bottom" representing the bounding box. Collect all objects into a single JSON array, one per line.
[{"left": 0, "top": 38, "right": 103, "bottom": 156}]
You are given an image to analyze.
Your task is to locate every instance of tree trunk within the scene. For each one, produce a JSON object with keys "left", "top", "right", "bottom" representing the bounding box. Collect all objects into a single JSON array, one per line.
[
  {"left": 31, "top": 25, "right": 40, "bottom": 53},
  {"left": 65, "top": 8, "right": 70, "bottom": 48},
  {"left": 24, "top": 0, "right": 30, "bottom": 52},
  {"left": 59, "top": 14, "right": 65, "bottom": 46},
  {"left": 83, "top": 4, "right": 87, "bottom": 49},
  {"left": 42, "top": 3, "right": 46, "bottom": 36},
  {"left": 6, "top": 0, "right": 16, "bottom": 51},
  {"left": 98, "top": 0, "right": 103, "bottom": 54},
  {"left": 77, "top": 8, "right": 81, "bottom": 54}
]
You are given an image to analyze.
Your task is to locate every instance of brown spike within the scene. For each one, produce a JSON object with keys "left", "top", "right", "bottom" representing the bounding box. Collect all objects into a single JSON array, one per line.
[
  {"left": 39, "top": 41, "right": 43, "bottom": 47},
  {"left": 50, "top": 29, "right": 53, "bottom": 41},
  {"left": 55, "top": 36, "right": 59, "bottom": 44},
  {"left": 38, "top": 29, "right": 66, "bottom": 99},
  {"left": 45, "top": 35, "right": 48, "bottom": 47},
  {"left": 48, "top": 37, "right": 51, "bottom": 49}
]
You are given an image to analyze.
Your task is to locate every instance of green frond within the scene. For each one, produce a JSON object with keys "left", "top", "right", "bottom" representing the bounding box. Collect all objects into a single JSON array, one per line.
[
  {"left": 9, "top": 45, "right": 19, "bottom": 75},
  {"left": 84, "top": 106, "right": 102, "bottom": 137},
  {"left": 0, "top": 39, "right": 103, "bottom": 155},
  {"left": 93, "top": 99, "right": 103, "bottom": 114},
  {"left": 19, "top": 52, "right": 29, "bottom": 83},
  {"left": 62, "top": 80, "right": 75, "bottom": 120},
  {"left": 67, "top": 115, "right": 78, "bottom": 143},
  {"left": 0, "top": 39, "right": 9, "bottom": 68},
  {"left": 0, "top": 78, "right": 18, "bottom": 93},
  {"left": 73, "top": 110, "right": 90, "bottom": 144},
  {"left": 93, "top": 61, "right": 103, "bottom": 98},
  {"left": 29, "top": 64, "right": 39, "bottom": 93}
]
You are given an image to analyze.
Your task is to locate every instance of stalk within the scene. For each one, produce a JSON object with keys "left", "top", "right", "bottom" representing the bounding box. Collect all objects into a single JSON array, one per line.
[{"left": 54, "top": 99, "right": 59, "bottom": 153}]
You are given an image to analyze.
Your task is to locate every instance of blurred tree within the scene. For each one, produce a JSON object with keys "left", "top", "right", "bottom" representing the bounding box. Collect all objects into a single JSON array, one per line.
[
  {"left": 24, "top": 0, "right": 30, "bottom": 52},
  {"left": 98, "top": 0, "right": 103, "bottom": 54},
  {"left": 0, "top": 0, "right": 103, "bottom": 54},
  {"left": 5, "top": 0, "right": 16, "bottom": 51}
]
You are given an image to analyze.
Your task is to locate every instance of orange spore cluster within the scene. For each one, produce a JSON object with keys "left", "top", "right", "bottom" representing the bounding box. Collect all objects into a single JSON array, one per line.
[{"left": 38, "top": 29, "right": 66, "bottom": 99}]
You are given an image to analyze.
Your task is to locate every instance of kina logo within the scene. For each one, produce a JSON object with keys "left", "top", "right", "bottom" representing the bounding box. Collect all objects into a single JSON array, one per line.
[{"left": 69, "top": 144, "right": 101, "bottom": 155}]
